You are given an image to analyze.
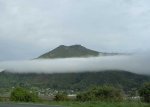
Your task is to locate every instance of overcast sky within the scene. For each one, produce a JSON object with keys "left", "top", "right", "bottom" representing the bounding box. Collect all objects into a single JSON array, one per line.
[{"left": 0, "top": 0, "right": 150, "bottom": 61}]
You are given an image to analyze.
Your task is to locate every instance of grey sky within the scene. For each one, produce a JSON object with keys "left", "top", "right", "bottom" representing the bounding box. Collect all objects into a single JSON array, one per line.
[{"left": 0, "top": 0, "right": 150, "bottom": 60}]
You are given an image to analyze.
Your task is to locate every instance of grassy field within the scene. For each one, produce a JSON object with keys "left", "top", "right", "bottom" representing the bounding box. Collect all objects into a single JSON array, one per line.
[
  {"left": 45, "top": 101, "right": 150, "bottom": 107},
  {"left": 0, "top": 100, "right": 150, "bottom": 107},
  {"left": 0, "top": 96, "right": 150, "bottom": 107}
]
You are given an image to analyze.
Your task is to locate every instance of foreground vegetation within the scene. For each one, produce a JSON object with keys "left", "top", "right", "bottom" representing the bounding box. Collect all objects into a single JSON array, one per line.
[
  {"left": 0, "top": 83, "right": 149, "bottom": 107},
  {"left": 139, "top": 83, "right": 150, "bottom": 103},
  {"left": 0, "top": 100, "right": 149, "bottom": 107},
  {"left": 46, "top": 101, "right": 150, "bottom": 107},
  {"left": 76, "top": 85, "right": 123, "bottom": 102},
  {"left": 10, "top": 87, "right": 40, "bottom": 102}
]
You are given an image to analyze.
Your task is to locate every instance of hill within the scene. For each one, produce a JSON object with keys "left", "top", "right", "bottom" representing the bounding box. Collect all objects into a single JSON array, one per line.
[
  {"left": 38, "top": 45, "right": 99, "bottom": 59},
  {"left": 0, "top": 70, "right": 149, "bottom": 91},
  {"left": 37, "top": 45, "right": 118, "bottom": 59}
]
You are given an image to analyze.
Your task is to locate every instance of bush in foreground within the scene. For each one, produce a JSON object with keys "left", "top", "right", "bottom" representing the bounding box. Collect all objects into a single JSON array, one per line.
[
  {"left": 10, "top": 87, "right": 39, "bottom": 102},
  {"left": 77, "top": 85, "right": 123, "bottom": 102},
  {"left": 54, "top": 92, "right": 68, "bottom": 101},
  {"left": 139, "top": 83, "right": 150, "bottom": 103}
]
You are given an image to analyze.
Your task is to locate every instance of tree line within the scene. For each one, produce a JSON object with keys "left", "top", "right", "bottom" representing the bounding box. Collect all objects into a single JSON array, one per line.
[{"left": 9, "top": 82, "right": 150, "bottom": 103}]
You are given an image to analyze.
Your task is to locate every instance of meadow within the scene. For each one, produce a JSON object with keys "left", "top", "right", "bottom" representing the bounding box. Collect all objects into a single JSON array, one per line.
[{"left": 44, "top": 101, "right": 150, "bottom": 107}]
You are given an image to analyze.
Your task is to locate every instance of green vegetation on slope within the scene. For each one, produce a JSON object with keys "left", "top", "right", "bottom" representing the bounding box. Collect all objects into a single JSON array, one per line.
[
  {"left": 37, "top": 45, "right": 100, "bottom": 58},
  {"left": 0, "top": 70, "right": 149, "bottom": 92}
]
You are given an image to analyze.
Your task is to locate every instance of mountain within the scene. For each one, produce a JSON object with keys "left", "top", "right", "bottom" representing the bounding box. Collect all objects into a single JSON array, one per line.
[
  {"left": 0, "top": 70, "right": 149, "bottom": 91},
  {"left": 37, "top": 45, "right": 111, "bottom": 59}
]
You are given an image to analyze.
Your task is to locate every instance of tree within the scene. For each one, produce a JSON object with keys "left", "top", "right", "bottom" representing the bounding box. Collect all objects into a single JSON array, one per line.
[
  {"left": 77, "top": 85, "right": 123, "bottom": 102},
  {"left": 139, "top": 83, "right": 150, "bottom": 103},
  {"left": 10, "top": 87, "right": 39, "bottom": 102},
  {"left": 54, "top": 92, "right": 68, "bottom": 101}
]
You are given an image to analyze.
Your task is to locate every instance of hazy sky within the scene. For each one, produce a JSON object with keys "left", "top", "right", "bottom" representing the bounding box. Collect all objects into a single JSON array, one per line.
[{"left": 0, "top": 0, "right": 150, "bottom": 60}]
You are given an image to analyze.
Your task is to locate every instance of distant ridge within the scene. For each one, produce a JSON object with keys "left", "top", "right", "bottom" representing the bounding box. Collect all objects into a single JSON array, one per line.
[
  {"left": 37, "top": 45, "right": 100, "bottom": 59},
  {"left": 0, "top": 70, "right": 149, "bottom": 91}
]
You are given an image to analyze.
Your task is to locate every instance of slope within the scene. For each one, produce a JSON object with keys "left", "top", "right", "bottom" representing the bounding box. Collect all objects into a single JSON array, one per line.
[{"left": 0, "top": 70, "right": 149, "bottom": 92}]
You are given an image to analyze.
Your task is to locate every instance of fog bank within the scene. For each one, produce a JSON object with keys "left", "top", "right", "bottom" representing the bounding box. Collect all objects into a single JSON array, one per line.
[{"left": 0, "top": 54, "right": 150, "bottom": 75}]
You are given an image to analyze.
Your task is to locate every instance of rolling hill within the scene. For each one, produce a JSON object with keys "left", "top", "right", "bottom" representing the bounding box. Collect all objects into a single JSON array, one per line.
[
  {"left": 0, "top": 70, "right": 149, "bottom": 91},
  {"left": 38, "top": 45, "right": 99, "bottom": 59},
  {"left": 37, "top": 45, "right": 119, "bottom": 59}
]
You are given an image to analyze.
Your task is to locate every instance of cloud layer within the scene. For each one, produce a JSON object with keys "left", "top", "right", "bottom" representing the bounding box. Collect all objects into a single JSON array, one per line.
[{"left": 0, "top": 54, "right": 150, "bottom": 75}]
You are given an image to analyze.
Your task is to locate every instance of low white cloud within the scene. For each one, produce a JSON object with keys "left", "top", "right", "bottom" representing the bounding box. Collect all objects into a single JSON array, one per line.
[{"left": 0, "top": 54, "right": 150, "bottom": 75}]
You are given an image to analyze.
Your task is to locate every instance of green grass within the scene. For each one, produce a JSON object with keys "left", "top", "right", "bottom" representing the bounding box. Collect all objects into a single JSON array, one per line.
[
  {"left": 45, "top": 101, "right": 150, "bottom": 107},
  {"left": 0, "top": 101, "right": 150, "bottom": 107},
  {"left": 0, "top": 99, "right": 150, "bottom": 107}
]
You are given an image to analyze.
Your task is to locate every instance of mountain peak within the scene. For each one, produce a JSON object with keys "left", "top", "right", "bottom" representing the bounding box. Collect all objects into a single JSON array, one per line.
[
  {"left": 69, "top": 44, "right": 86, "bottom": 49},
  {"left": 58, "top": 44, "right": 84, "bottom": 48},
  {"left": 58, "top": 45, "right": 66, "bottom": 47},
  {"left": 70, "top": 44, "right": 83, "bottom": 47},
  {"left": 37, "top": 44, "right": 99, "bottom": 59}
]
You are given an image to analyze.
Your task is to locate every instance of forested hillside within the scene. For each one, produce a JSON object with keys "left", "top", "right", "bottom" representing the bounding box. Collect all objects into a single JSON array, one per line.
[{"left": 0, "top": 70, "right": 149, "bottom": 92}]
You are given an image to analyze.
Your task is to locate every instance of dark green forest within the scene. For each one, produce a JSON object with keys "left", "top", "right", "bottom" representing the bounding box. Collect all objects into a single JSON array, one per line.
[{"left": 0, "top": 70, "right": 149, "bottom": 92}]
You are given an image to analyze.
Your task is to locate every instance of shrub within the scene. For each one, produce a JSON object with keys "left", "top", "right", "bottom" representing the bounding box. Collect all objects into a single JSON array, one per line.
[
  {"left": 76, "top": 91, "right": 96, "bottom": 101},
  {"left": 54, "top": 92, "right": 68, "bottom": 101},
  {"left": 77, "top": 85, "right": 123, "bottom": 102},
  {"left": 139, "top": 83, "right": 150, "bottom": 103},
  {"left": 10, "top": 87, "right": 39, "bottom": 102}
]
